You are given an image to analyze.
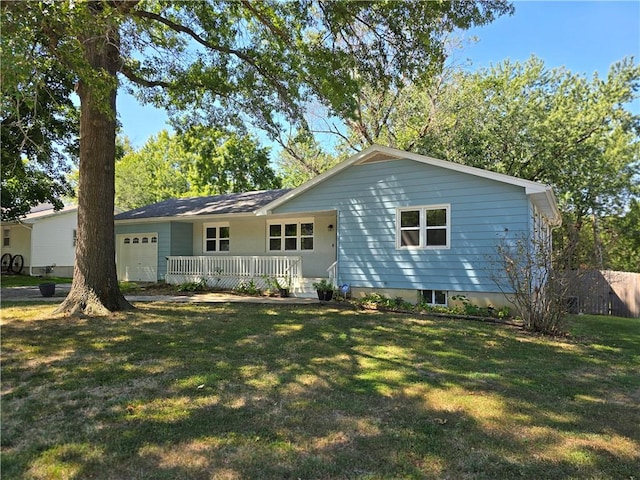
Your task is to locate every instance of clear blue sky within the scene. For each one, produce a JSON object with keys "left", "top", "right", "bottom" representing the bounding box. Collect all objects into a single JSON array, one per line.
[{"left": 117, "top": 0, "right": 640, "bottom": 148}]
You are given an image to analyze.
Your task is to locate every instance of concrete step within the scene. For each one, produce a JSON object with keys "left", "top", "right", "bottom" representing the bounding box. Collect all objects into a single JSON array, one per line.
[{"left": 294, "top": 277, "right": 328, "bottom": 298}]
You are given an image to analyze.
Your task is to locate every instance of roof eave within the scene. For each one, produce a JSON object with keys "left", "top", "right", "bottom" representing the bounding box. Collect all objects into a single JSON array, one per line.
[
  {"left": 528, "top": 188, "right": 562, "bottom": 227},
  {"left": 114, "top": 211, "right": 259, "bottom": 224}
]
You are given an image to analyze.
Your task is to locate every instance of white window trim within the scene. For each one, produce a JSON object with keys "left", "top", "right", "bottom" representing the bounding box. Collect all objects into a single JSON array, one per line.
[
  {"left": 421, "top": 289, "right": 448, "bottom": 306},
  {"left": 396, "top": 204, "right": 451, "bottom": 250},
  {"left": 267, "top": 218, "right": 315, "bottom": 252},
  {"left": 203, "top": 222, "right": 230, "bottom": 254}
]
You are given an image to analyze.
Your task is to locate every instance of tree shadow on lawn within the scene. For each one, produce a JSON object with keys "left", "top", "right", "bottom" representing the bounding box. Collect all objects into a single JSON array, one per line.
[{"left": 1, "top": 303, "right": 638, "bottom": 479}]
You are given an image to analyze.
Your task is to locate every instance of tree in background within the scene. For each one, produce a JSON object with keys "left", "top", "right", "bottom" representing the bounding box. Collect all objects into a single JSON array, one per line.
[
  {"left": 1, "top": 22, "right": 79, "bottom": 220},
  {"left": 410, "top": 57, "right": 639, "bottom": 270},
  {"left": 179, "top": 126, "right": 281, "bottom": 196},
  {"left": 115, "top": 128, "right": 280, "bottom": 210},
  {"left": 115, "top": 131, "right": 190, "bottom": 210},
  {"left": 3, "top": 0, "right": 512, "bottom": 314},
  {"left": 276, "top": 131, "right": 341, "bottom": 188}
]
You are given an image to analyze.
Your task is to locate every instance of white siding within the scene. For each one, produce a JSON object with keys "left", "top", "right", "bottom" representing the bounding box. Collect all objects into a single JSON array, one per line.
[{"left": 31, "top": 211, "right": 77, "bottom": 270}]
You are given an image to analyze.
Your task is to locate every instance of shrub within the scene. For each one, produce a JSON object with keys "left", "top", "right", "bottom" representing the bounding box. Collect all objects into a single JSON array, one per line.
[
  {"left": 491, "top": 231, "right": 571, "bottom": 334},
  {"left": 235, "top": 279, "right": 262, "bottom": 296},
  {"left": 177, "top": 278, "right": 208, "bottom": 292}
]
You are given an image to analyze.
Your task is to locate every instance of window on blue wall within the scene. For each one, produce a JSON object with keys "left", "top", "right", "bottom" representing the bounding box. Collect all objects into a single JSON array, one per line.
[
  {"left": 421, "top": 290, "right": 447, "bottom": 306},
  {"left": 397, "top": 205, "right": 450, "bottom": 249},
  {"left": 204, "top": 223, "right": 230, "bottom": 252}
]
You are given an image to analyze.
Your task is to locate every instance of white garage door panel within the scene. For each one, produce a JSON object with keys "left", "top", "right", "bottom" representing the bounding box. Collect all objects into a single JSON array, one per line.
[{"left": 116, "top": 233, "right": 158, "bottom": 282}]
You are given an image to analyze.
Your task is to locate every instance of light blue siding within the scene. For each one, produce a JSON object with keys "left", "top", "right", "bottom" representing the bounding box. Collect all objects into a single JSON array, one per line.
[
  {"left": 170, "top": 222, "right": 193, "bottom": 256},
  {"left": 273, "top": 159, "right": 531, "bottom": 293}
]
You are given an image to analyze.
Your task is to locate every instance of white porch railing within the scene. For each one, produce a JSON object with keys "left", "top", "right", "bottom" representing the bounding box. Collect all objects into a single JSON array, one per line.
[
  {"left": 327, "top": 260, "right": 338, "bottom": 286},
  {"left": 165, "top": 255, "right": 302, "bottom": 290}
]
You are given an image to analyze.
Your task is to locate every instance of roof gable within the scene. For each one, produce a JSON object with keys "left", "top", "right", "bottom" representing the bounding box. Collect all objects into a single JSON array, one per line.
[{"left": 258, "top": 145, "right": 561, "bottom": 225}]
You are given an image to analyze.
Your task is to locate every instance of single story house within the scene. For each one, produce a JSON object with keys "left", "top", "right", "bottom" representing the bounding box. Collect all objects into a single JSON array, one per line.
[
  {"left": 114, "top": 145, "right": 561, "bottom": 305},
  {"left": 1, "top": 203, "right": 78, "bottom": 277}
]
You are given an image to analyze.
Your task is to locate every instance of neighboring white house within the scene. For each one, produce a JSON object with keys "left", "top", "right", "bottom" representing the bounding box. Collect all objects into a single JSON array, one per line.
[{"left": 1, "top": 203, "right": 78, "bottom": 277}]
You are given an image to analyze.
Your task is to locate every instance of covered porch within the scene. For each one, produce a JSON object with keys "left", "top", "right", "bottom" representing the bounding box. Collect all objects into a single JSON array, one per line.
[{"left": 165, "top": 255, "right": 337, "bottom": 296}]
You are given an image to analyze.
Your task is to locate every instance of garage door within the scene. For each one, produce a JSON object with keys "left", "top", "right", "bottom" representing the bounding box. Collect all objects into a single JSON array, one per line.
[{"left": 116, "top": 233, "right": 158, "bottom": 282}]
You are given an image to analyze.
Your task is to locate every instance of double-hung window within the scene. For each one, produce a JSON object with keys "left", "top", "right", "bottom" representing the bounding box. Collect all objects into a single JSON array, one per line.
[
  {"left": 397, "top": 205, "right": 450, "bottom": 249},
  {"left": 268, "top": 221, "right": 314, "bottom": 252},
  {"left": 3, "top": 228, "right": 10, "bottom": 247},
  {"left": 204, "top": 223, "right": 230, "bottom": 253}
]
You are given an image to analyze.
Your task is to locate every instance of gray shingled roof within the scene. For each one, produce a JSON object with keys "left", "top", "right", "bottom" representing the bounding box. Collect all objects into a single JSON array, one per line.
[{"left": 114, "top": 189, "right": 291, "bottom": 221}]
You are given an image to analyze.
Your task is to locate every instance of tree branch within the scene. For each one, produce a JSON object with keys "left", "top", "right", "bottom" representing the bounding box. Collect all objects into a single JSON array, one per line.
[
  {"left": 239, "top": 0, "right": 289, "bottom": 43},
  {"left": 119, "top": 64, "right": 172, "bottom": 88},
  {"left": 132, "top": 9, "right": 291, "bottom": 102}
]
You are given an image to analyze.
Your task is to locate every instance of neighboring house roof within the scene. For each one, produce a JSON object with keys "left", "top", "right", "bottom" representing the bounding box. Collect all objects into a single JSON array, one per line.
[
  {"left": 114, "top": 189, "right": 292, "bottom": 222},
  {"left": 11, "top": 203, "right": 78, "bottom": 224},
  {"left": 257, "top": 144, "right": 562, "bottom": 225}
]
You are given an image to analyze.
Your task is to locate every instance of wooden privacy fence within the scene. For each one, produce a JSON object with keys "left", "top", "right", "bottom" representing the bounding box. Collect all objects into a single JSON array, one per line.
[{"left": 565, "top": 270, "right": 640, "bottom": 318}]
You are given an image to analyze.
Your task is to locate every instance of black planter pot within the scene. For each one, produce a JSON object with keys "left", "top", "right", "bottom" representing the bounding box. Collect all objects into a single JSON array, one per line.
[
  {"left": 316, "top": 290, "right": 333, "bottom": 301},
  {"left": 279, "top": 288, "right": 290, "bottom": 298},
  {"left": 39, "top": 283, "right": 56, "bottom": 297}
]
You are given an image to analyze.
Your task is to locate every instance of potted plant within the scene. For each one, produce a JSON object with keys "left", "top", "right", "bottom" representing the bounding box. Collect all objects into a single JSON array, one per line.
[
  {"left": 262, "top": 275, "right": 291, "bottom": 297},
  {"left": 38, "top": 282, "right": 56, "bottom": 297},
  {"left": 312, "top": 279, "right": 334, "bottom": 301},
  {"left": 37, "top": 264, "right": 56, "bottom": 297}
]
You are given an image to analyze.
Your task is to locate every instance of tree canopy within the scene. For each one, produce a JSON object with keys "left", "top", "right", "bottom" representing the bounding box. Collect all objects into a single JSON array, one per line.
[
  {"left": 1, "top": 11, "right": 79, "bottom": 221},
  {"left": 115, "top": 128, "right": 281, "bottom": 210}
]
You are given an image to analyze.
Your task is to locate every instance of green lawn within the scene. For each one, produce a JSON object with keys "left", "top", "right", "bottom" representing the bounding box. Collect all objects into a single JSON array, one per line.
[
  {"left": 0, "top": 274, "right": 73, "bottom": 287},
  {"left": 1, "top": 302, "right": 638, "bottom": 479}
]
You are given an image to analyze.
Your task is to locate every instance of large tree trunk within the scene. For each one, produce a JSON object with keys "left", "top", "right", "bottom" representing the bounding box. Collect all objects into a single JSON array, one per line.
[{"left": 55, "top": 10, "right": 132, "bottom": 316}]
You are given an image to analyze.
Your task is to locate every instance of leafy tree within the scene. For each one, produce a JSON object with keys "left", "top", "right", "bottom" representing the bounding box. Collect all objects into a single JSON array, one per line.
[
  {"left": 417, "top": 57, "right": 640, "bottom": 269},
  {"left": 1, "top": 11, "right": 79, "bottom": 220},
  {"left": 115, "top": 128, "right": 280, "bottom": 210},
  {"left": 2, "top": 0, "right": 513, "bottom": 314},
  {"left": 179, "top": 126, "right": 281, "bottom": 195},
  {"left": 276, "top": 131, "right": 342, "bottom": 188},
  {"left": 115, "top": 131, "right": 190, "bottom": 210},
  {"left": 579, "top": 201, "right": 640, "bottom": 272}
]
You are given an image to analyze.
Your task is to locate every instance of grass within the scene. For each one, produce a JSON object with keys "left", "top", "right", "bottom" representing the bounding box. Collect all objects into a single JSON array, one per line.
[
  {"left": 1, "top": 302, "right": 638, "bottom": 480},
  {"left": 0, "top": 275, "right": 141, "bottom": 294},
  {"left": 0, "top": 274, "right": 73, "bottom": 287}
]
